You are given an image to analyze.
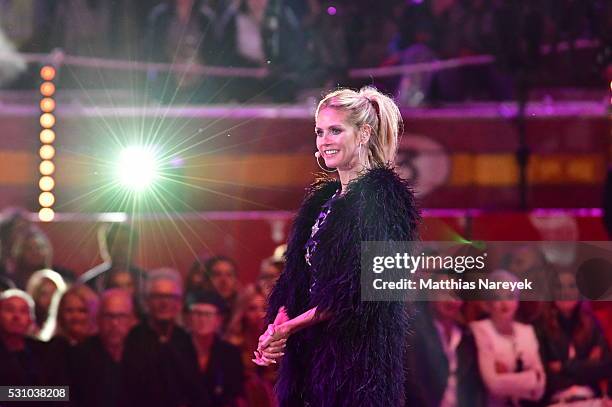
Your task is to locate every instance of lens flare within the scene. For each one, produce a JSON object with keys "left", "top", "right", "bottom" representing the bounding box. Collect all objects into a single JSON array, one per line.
[{"left": 116, "top": 146, "right": 160, "bottom": 191}]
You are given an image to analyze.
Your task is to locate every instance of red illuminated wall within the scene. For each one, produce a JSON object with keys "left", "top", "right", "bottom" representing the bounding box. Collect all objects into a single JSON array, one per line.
[{"left": 36, "top": 211, "right": 609, "bottom": 283}]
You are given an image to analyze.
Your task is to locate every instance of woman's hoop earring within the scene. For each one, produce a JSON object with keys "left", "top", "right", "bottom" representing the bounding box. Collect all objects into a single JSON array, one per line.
[
  {"left": 358, "top": 144, "right": 363, "bottom": 166},
  {"left": 359, "top": 144, "right": 370, "bottom": 170},
  {"left": 316, "top": 154, "right": 337, "bottom": 173}
]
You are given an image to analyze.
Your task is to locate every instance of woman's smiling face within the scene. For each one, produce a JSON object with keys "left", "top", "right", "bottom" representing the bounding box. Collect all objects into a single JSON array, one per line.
[{"left": 315, "top": 108, "right": 362, "bottom": 171}]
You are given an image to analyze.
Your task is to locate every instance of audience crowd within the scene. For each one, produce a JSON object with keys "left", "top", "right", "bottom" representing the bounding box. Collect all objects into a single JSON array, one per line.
[
  {"left": 0, "top": 0, "right": 609, "bottom": 103},
  {"left": 0, "top": 205, "right": 611, "bottom": 406}
]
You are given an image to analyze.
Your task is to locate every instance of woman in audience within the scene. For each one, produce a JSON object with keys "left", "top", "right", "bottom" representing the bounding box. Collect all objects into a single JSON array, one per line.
[
  {"left": 226, "top": 285, "right": 277, "bottom": 407},
  {"left": 537, "top": 269, "right": 612, "bottom": 404},
  {"left": 47, "top": 284, "right": 99, "bottom": 386},
  {"left": 55, "top": 284, "right": 99, "bottom": 344},
  {"left": 25, "top": 268, "right": 67, "bottom": 341},
  {"left": 501, "top": 245, "right": 551, "bottom": 324},
  {"left": 226, "top": 286, "right": 266, "bottom": 354},
  {"left": 470, "top": 269, "right": 546, "bottom": 407},
  {"left": 186, "top": 289, "right": 246, "bottom": 407}
]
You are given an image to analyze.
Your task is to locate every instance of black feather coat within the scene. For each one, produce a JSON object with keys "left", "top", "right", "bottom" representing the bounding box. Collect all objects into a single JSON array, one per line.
[{"left": 266, "top": 166, "right": 421, "bottom": 407}]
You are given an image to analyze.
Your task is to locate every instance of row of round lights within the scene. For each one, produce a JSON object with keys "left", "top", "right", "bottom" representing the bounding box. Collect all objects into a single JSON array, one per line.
[{"left": 38, "top": 66, "right": 57, "bottom": 222}]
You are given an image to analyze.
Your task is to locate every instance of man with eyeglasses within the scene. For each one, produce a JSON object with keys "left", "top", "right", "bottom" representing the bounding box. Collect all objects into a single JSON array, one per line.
[
  {"left": 120, "top": 268, "right": 199, "bottom": 407},
  {"left": 72, "top": 288, "right": 136, "bottom": 407}
]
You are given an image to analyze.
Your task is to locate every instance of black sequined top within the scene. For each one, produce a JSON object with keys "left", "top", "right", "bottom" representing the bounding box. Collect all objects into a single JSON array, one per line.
[{"left": 304, "top": 189, "right": 341, "bottom": 293}]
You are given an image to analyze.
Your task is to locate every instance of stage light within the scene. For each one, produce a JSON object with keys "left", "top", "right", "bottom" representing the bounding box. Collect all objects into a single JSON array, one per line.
[
  {"left": 39, "top": 66, "right": 57, "bottom": 218},
  {"left": 39, "top": 192, "right": 55, "bottom": 207},
  {"left": 39, "top": 145, "right": 55, "bottom": 160},
  {"left": 39, "top": 176, "right": 55, "bottom": 191},
  {"left": 40, "top": 129, "right": 56, "bottom": 144},
  {"left": 40, "top": 66, "right": 56, "bottom": 81},
  {"left": 40, "top": 98, "right": 56, "bottom": 113},
  {"left": 40, "top": 82, "right": 55, "bottom": 97},
  {"left": 38, "top": 208, "right": 54, "bottom": 222},
  {"left": 40, "top": 113, "right": 56, "bottom": 128},
  {"left": 39, "top": 160, "right": 55, "bottom": 175},
  {"left": 116, "top": 146, "right": 159, "bottom": 191}
]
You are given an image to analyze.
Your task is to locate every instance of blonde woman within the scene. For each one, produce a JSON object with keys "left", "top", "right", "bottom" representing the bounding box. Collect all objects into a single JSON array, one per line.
[
  {"left": 47, "top": 284, "right": 100, "bottom": 386},
  {"left": 54, "top": 284, "right": 99, "bottom": 344},
  {"left": 226, "top": 286, "right": 277, "bottom": 407},
  {"left": 254, "top": 87, "right": 420, "bottom": 406},
  {"left": 470, "top": 270, "right": 546, "bottom": 407}
]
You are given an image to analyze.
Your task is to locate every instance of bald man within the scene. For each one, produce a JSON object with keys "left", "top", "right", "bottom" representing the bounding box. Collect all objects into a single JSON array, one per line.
[{"left": 72, "top": 289, "right": 136, "bottom": 407}]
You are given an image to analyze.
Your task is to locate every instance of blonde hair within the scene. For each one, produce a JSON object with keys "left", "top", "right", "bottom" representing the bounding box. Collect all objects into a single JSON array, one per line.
[
  {"left": 224, "top": 285, "right": 266, "bottom": 347},
  {"left": 316, "top": 86, "right": 403, "bottom": 168},
  {"left": 56, "top": 284, "right": 100, "bottom": 339}
]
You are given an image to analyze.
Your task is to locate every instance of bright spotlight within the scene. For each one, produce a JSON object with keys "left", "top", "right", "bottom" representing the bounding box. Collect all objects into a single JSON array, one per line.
[{"left": 117, "top": 146, "right": 159, "bottom": 191}]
